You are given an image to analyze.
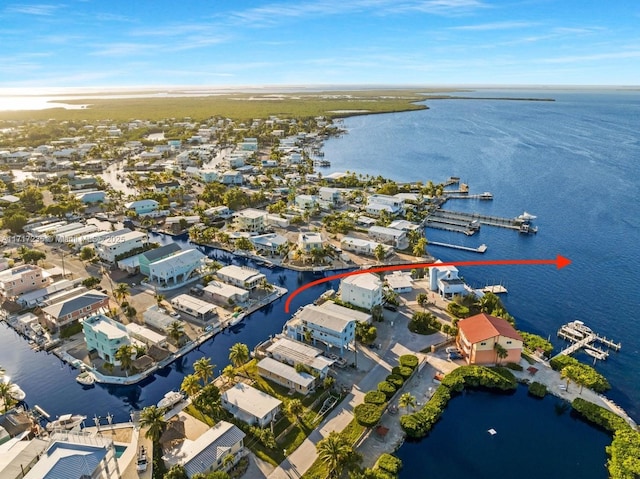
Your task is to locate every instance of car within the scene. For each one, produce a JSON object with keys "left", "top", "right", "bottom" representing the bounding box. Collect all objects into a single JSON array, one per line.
[
  {"left": 170, "top": 311, "right": 180, "bottom": 318},
  {"left": 446, "top": 346, "right": 462, "bottom": 355},
  {"left": 383, "top": 303, "right": 397, "bottom": 311},
  {"left": 448, "top": 352, "right": 463, "bottom": 361}
]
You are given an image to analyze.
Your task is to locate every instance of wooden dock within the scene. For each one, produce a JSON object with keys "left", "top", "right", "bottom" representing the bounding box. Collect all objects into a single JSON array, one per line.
[
  {"left": 554, "top": 321, "right": 621, "bottom": 361},
  {"left": 482, "top": 284, "right": 508, "bottom": 294},
  {"left": 429, "top": 241, "right": 487, "bottom": 253},
  {"left": 435, "top": 209, "right": 531, "bottom": 232}
]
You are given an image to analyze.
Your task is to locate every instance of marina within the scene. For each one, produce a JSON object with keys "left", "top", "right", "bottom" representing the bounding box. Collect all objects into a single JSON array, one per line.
[
  {"left": 426, "top": 209, "right": 538, "bottom": 234},
  {"left": 555, "top": 320, "right": 621, "bottom": 361},
  {"left": 429, "top": 241, "right": 488, "bottom": 253}
]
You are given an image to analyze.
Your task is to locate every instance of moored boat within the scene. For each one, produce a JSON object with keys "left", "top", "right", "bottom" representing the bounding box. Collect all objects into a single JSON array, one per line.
[
  {"left": 157, "top": 391, "right": 184, "bottom": 410},
  {"left": 46, "top": 413, "right": 86, "bottom": 431},
  {"left": 76, "top": 371, "right": 95, "bottom": 386}
]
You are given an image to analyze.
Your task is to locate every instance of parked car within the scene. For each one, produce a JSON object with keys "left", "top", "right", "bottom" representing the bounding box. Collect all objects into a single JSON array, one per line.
[
  {"left": 170, "top": 311, "right": 180, "bottom": 319},
  {"left": 448, "top": 352, "right": 463, "bottom": 361},
  {"left": 446, "top": 346, "right": 462, "bottom": 355},
  {"left": 383, "top": 303, "right": 397, "bottom": 311}
]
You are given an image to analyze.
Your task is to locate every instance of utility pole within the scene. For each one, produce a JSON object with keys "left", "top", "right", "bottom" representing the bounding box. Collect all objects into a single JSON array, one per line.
[{"left": 60, "top": 249, "right": 66, "bottom": 278}]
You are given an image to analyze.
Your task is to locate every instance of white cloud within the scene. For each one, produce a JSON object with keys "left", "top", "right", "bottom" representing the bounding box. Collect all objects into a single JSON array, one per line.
[
  {"left": 5, "top": 3, "right": 61, "bottom": 16},
  {"left": 90, "top": 42, "right": 156, "bottom": 57},
  {"left": 451, "top": 20, "right": 539, "bottom": 31}
]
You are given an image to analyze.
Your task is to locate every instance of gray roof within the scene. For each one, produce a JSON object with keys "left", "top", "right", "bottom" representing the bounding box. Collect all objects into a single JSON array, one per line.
[
  {"left": 183, "top": 421, "right": 245, "bottom": 477},
  {"left": 23, "top": 442, "right": 107, "bottom": 479},
  {"left": 42, "top": 290, "right": 107, "bottom": 319},
  {"left": 140, "top": 243, "right": 182, "bottom": 263}
]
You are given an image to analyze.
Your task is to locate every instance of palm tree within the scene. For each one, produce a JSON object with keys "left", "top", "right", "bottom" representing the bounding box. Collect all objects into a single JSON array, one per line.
[
  {"left": 222, "top": 365, "right": 236, "bottom": 384},
  {"left": 494, "top": 343, "right": 508, "bottom": 365},
  {"left": 399, "top": 392, "right": 416, "bottom": 412},
  {"left": 193, "top": 357, "right": 215, "bottom": 385},
  {"left": 413, "top": 237, "right": 428, "bottom": 257},
  {"left": 115, "top": 344, "right": 134, "bottom": 372},
  {"left": 286, "top": 398, "right": 305, "bottom": 425},
  {"left": 0, "top": 380, "right": 16, "bottom": 412},
  {"left": 167, "top": 321, "right": 184, "bottom": 346},
  {"left": 181, "top": 374, "right": 202, "bottom": 397},
  {"left": 155, "top": 293, "right": 165, "bottom": 308},
  {"left": 228, "top": 343, "right": 249, "bottom": 369},
  {"left": 113, "top": 283, "right": 130, "bottom": 304},
  {"left": 139, "top": 405, "right": 167, "bottom": 442},
  {"left": 316, "top": 432, "right": 351, "bottom": 479},
  {"left": 373, "top": 244, "right": 386, "bottom": 263}
]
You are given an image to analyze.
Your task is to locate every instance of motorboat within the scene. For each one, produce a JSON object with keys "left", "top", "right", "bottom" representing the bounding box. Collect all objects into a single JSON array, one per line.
[
  {"left": 157, "top": 391, "right": 184, "bottom": 410},
  {"left": 9, "top": 384, "right": 26, "bottom": 402},
  {"left": 46, "top": 413, "right": 86, "bottom": 431},
  {"left": 76, "top": 371, "right": 95, "bottom": 386},
  {"left": 136, "top": 446, "right": 148, "bottom": 472},
  {"left": 517, "top": 211, "right": 537, "bottom": 221}
]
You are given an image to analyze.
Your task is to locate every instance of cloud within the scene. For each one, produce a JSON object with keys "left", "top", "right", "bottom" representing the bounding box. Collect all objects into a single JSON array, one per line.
[
  {"left": 5, "top": 3, "right": 61, "bottom": 16},
  {"left": 539, "top": 50, "right": 640, "bottom": 64},
  {"left": 90, "top": 42, "right": 156, "bottom": 57},
  {"left": 451, "top": 20, "right": 539, "bottom": 31}
]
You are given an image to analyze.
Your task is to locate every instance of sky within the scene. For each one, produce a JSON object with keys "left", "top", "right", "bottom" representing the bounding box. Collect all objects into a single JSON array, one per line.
[{"left": 1, "top": 0, "right": 640, "bottom": 90}]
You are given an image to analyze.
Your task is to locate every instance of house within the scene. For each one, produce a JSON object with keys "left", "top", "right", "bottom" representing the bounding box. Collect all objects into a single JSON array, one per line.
[
  {"left": 96, "top": 230, "right": 147, "bottom": 263},
  {"left": 203, "top": 205, "right": 233, "bottom": 219},
  {"left": 367, "top": 225, "right": 408, "bottom": 249},
  {"left": 318, "top": 187, "right": 343, "bottom": 206},
  {"left": 283, "top": 301, "right": 371, "bottom": 354},
  {"left": 340, "top": 237, "right": 393, "bottom": 257},
  {"left": 126, "top": 322, "right": 167, "bottom": 347},
  {"left": 42, "top": 289, "right": 110, "bottom": 331},
  {"left": 170, "top": 294, "right": 217, "bottom": 323},
  {"left": 428, "top": 261, "right": 467, "bottom": 298},
  {"left": 366, "top": 194, "right": 404, "bottom": 216},
  {"left": 163, "top": 421, "right": 245, "bottom": 478},
  {"left": 124, "top": 199, "right": 159, "bottom": 216},
  {"left": 202, "top": 282, "right": 249, "bottom": 306},
  {"left": 257, "top": 357, "right": 316, "bottom": 395},
  {"left": 216, "top": 265, "right": 266, "bottom": 290},
  {"left": 385, "top": 271, "right": 413, "bottom": 293},
  {"left": 164, "top": 215, "right": 200, "bottom": 234},
  {"left": 0, "top": 265, "right": 51, "bottom": 298},
  {"left": 75, "top": 190, "right": 106, "bottom": 203},
  {"left": 153, "top": 180, "right": 180, "bottom": 193},
  {"left": 16, "top": 279, "right": 75, "bottom": 308},
  {"left": 234, "top": 208, "right": 266, "bottom": 233},
  {"left": 297, "top": 232, "right": 324, "bottom": 253},
  {"left": 265, "top": 337, "right": 334, "bottom": 378},
  {"left": 143, "top": 305, "right": 176, "bottom": 333},
  {"left": 221, "top": 383, "right": 282, "bottom": 427},
  {"left": 340, "top": 273, "right": 383, "bottom": 311},
  {"left": 456, "top": 313, "right": 523, "bottom": 365},
  {"left": 294, "top": 194, "right": 318, "bottom": 210},
  {"left": 221, "top": 170, "right": 243, "bottom": 185},
  {"left": 250, "top": 233, "right": 288, "bottom": 255},
  {"left": 147, "top": 248, "right": 206, "bottom": 286},
  {"left": 138, "top": 243, "right": 182, "bottom": 276},
  {"left": 83, "top": 314, "right": 131, "bottom": 365}
]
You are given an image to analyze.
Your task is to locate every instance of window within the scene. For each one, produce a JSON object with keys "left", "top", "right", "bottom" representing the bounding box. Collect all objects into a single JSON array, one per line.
[
  {"left": 506, "top": 341, "right": 512, "bottom": 345},
  {"left": 480, "top": 342, "right": 486, "bottom": 346}
]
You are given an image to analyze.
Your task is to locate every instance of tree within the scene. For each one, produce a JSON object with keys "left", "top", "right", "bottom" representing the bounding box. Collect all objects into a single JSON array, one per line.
[
  {"left": 355, "top": 322, "right": 377, "bottom": 345},
  {"left": 234, "top": 237, "right": 253, "bottom": 251},
  {"left": 228, "top": 343, "right": 249, "bottom": 368},
  {"left": 286, "top": 398, "right": 305, "bottom": 425},
  {"left": 316, "top": 432, "right": 352, "bottom": 479},
  {"left": 412, "top": 237, "right": 428, "bottom": 257},
  {"left": 20, "top": 249, "right": 46, "bottom": 264},
  {"left": 494, "top": 343, "right": 508, "bottom": 365},
  {"left": 222, "top": 364, "right": 236, "bottom": 384},
  {"left": 373, "top": 244, "right": 386, "bottom": 262},
  {"left": 181, "top": 374, "right": 202, "bottom": 397},
  {"left": 139, "top": 405, "right": 167, "bottom": 442},
  {"left": 115, "top": 344, "right": 134, "bottom": 372},
  {"left": 113, "top": 283, "right": 130, "bottom": 303},
  {"left": 20, "top": 185, "right": 44, "bottom": 212},
  {"left": 399, "top": 392, "right": 416, "bottom": 412},
  {"left": 167, "top": 321, "right": 184, "bottom": 345},
  {"left": 0, "top": 380, "right": 16, "bottom": 412},
  {"left": 193, "top": 357, "right": 215, "bottom": 385},
  {"left": 155, "top": 293, "right": 166, "bottom": 307},
  {"left": 82, "top": 276, "right": 101, "bottom": 289},
  {"left": 2, "top": 212, "right": 27, "bottom": 234},
  {"left": 164, "top": 464, "right": 188, "bottom": 479},
  {"left": 193, "top": 384, "right": 222, "bottom": 419}
]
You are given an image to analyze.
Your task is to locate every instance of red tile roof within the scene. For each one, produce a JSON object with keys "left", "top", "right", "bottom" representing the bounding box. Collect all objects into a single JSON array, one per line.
[{"left": 458, "top": 313, "right": 523, "bottom": 344}]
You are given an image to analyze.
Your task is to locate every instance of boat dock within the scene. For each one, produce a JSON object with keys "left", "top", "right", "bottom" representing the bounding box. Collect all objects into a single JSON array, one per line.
[
  {"left": 424, "top": 211, "right": 481, "bottom": 236},
  {"left": 429, "top": 241, "right": 487, "bottom": 253},
  {"left": 554, "top": 321, "right": 621, "bottom": 361},
  {"left": 428, "top": 209, "right": 537, "bottom": 233},
  {"left": 482, "top": 284, "right": 508, "bottom": 294}
]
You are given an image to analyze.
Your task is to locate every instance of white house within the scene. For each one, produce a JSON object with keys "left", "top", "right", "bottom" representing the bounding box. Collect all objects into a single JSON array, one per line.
[
  {"left": 250, "top": 233, "right": 288, "bottom": 255},
  {"left": 234, "top": 208, "right": 266, "bottom": 233},
  {"left": 257, "top": 357, "right": 316, "bottom": 395},
  {"left": 294, "top": 194, "right": 318, "bottom": 210},
  {"left": 221, "top": 383, "right": 281, "bottom": 428},
  {"left": 95, "top": 230, "right": 147, "bottom": 263},
  {"left": 170, "top": 294, "right": 217, "bottom": 323},
  {"left": 148, "top": 248, "right": 206, "bottom": 286},
  {"left": 429, "top": 261, "right": 467, "bottom": 298},
  {"left": 216, "top": 265, "right": 266, "bottom": 290},
  {"left": 265, "top": 337, "right": 334, "bottom": 378},
  {"left": 318, "top": 187, "right": 343, "bottom": 206},
  {"left": 385, "top": 271, "right": 413, "bottom": 293},
  {"left": 340, "top": 273, "right": 383, "bottom": 311},
  {"left": 221, "top": 170, "right": 243, "bottom": 185},
  {"left": 204, "top": 205, "right": 233, "bottom": 219},
  {"left": 297, "top": 232, "right": 324, "bottom": 253},
  {"left": 366, "top": 194, "right": 404, "bottom": 216},
  {"left": 202, "top": 281, "right": 249, "bottom": 306},
  {"left": 340, "top": 236, "right": 393, "bottom": 257},
  {"left": 124, "top": 199, "right": 159, "bottom": 215},
  {"left": 367, "top": 225, "right": 408, "bottom": 249}
]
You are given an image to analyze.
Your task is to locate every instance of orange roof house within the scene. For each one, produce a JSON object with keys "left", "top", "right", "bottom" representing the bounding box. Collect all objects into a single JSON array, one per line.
[{"left": 456, "top": 313, "right": 523, "bottom": 365}]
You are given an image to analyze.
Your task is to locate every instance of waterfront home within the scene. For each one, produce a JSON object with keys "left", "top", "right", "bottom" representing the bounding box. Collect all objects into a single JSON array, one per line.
[
  {"left": 55, "top": 224, "right": 98, "bottom": 243},
  {"left": 428, "top": 261, "right": 467, "bottom": 298},
  {"left": 42, "top": 289, "right": 109, "bottom": 331},
  {"left": 250, "top": 233, "right": 288, "bottom": 256},
  {"left": 186, "top": 167, "right": 219, "bottom": 183},
  {"left": 138, "top": 243, "right": 182, "bottom": 276},
  {"left": 16, "top": 279, "right": 75, "bottom": 308},
  {"left": 221, "top": 383, "right": 282, "bottom": 427},
  {"left": 297, "top": 232, "right": 324, "bottom": 253},
  {"left": 170, "top": 294, "right": 217, "bottom": 324},
  {"left": 0, "top": 265, "right": 52, "bottom": 299},
  {"left": 266, "top": 213, "right": 290, "bottom": 229},
  {"left": 385, "top": 271, "right": 414, "bottom": 293},
  {"left": 164, "top": 215, "right": 200, "bottom": 234},
  {"left": 456, "top": 313, "right": 523, "bottom": 365},
  {"left": 216, "top": 265, "right": 266, "bottom": 290},
  {"left": 126, "top": 322, "right": 167, "bottom": 348},
  {"left": 153, "top": 180, "right": 180, "bottom": 193},
  {"left": 339, "top": 273, "right": 383, "bottom": 311},
  {"left": 366, "top": 194, "right": 404, "bottom": 216},
  {"left": 264, "top": 337, "right": 334, "bottom": 378},
  {"left": 163, "top": 420, "right": 245, "bottom": 478},
  {"left": 340, "top": 236, "right": 393, "bottom": 257},
  {"left": 387, "top": 219, "right": 422, "bottom": 233},
  {"left": 294, "top": 194, "right": 318, "bottom": 210},
  {"left": 202, "top": 282, "right": 249, "bottom": 306},
  {"left": 147, "top": 248, "right": 206, "bottom": 287},
  {"left": 68, "top": 176, "right": 97, "bottom": 190},
  {"left": 22, "top": 430, "right": 120, "bottom": 479},
  {"left": 124, "top": 199, "right": 159, "bottom": 216},
  {"left": 83, "top": 314, "right": 131, "bottom": 366},
  {"left": 96, "top": 230, "right": 147, "bottom": 263},
  {"left": 234, "top": 208, "right": 266, "bottom": 233},
  {"left": 257, "top": 357, "right": 316, "bottom": 395},
  {"left": 284, "top": 301, "right": 370, "bottom": 354},
  {"left": 367, "top": 225, "right": 408, "bottom": 249},
  {"left": 143, "top": 305, "right": 176, "bottom": 333}
]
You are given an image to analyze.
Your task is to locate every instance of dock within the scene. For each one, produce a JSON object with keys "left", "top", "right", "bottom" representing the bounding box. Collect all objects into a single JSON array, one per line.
[
  {"left": 554, "top": 321, "right": 621, "bottom": 361},
  {"left": 482, "top": 284, "right": 508, "bottom": 294},
  {"left": 429, "top": 241, "right": 487, "bottom": 254}
]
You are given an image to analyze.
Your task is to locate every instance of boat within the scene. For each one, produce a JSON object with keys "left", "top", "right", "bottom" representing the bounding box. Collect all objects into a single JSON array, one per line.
[
  {"left": 479, "top": 192, "right": 493, "bottom": 200},
  {"left": 584, "top": 348, "right": 603, "bottom": 359},
  {"left": 570, "top": 320, "right": 593, "bottom": 334},
  {"left": 9, "top": 384, "right": 26, "bottom": 402},
  {"left": 562, "top": 327, "right": 584, "bottom": 339},
  {"left": 517, "top": 211, "right": 537, "bottom": 221},
  {"left": 46, "top": 413, "right": 86, "bottom": 431},
  {"left": 76, "top": 371, "right": 95, "bottom": 386},
  {"left": 136, "top": 446, "right": 148, "bottom": 472},
  {"left": 157, "top": 391, "right": 184, "bottom": 410},
  {"left": 518, "top": 223, "right": 538, "bottom": 234}
]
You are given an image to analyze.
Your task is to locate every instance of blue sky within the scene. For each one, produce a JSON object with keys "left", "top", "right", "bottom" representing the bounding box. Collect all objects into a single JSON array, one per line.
[{"left": 1, "top": 0, "right": 639, "bottom": 89}]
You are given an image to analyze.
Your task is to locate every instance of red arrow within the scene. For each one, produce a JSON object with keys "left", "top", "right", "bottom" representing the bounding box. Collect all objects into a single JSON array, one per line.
[{"left": 284, "top": 255, "right": 570, "bottom": 313}]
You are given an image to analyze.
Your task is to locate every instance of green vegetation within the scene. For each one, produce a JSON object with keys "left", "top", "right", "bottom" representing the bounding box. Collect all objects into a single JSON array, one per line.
[
  {"left": 446, "top": 291, "right": 515, "bottom": 325},
  {"left": 550, "top": 355, "right": 610, "bottom": 393},
  {"left": 354, "top": 403, "right": 384, "bottom": 427},
  {"left": 377, "top": 381, "right": 397, "bottom": 400},
  {"left": 59, "top": 322, "right": 83, "bottom": 338},
  {"left": 376, "top": 454, "right": 403, "bottom": 476},
  {"left": 364, "top": 391, "right": 387, "bottom": 405},
  {"left": 571, "top": 398, "right": 630, "bottom": 432},
  {"left": 519, "top": 331, "right": 554, "bottom": 356},
  {"left": 528, "top": 381, "right": 547, "bottom": 398},
  {"left": 408, "top": 311, "right": 439, "bottom": 335},
  {"left": 398, "top": 354, "right": 418, "bottom": 370},
  {"left": 385, "top": 374, "right": 404, "bottom": 389}
]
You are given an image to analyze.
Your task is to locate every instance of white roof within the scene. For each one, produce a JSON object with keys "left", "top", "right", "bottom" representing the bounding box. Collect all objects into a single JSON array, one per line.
[
  {"left": 149, "top": 248, "right": 205, "bottom": 273},
  {"left": 217, "top": 265, "right": 265, "bottom": 283},
  {"left": 171, "top": 294, "right": 216, "bottom": 314},
  {"left": 295, "top": 301, "right": 368, "bottom": 334},
  {"left": 87, "top": 316, "right": 128, "bottom": 340},
  {"left": 235, "top": 208, "right": 266, "bottom": 219},
  {"left": 298, "top": 232, "right": 323, "bottom": 243},
  {"left": 98, "top": 230, "right": 146, "bottom": 246},
  {"left": 341, "top": 272, "right": 382, "bottom": 291},
  {"left": 385, "top": 271, "right": 414, "bottom": 290},
  {"left": 258, "top": 357, "right": 315, "bottom": 388},
  {"left": 266, "top": 337, "right": 334, "bottom": 370},
  {"left": 223, "top": 383, "right": 282, "bottom": 418},
  {"left": 369, "top": 225, "right": 405, "bottom": 238},
  {"left": 126, "top": 323, "right": 166, "bottom": 344},
  {"left": 203, "top": 281, "right": 248, "bottom": 298}
]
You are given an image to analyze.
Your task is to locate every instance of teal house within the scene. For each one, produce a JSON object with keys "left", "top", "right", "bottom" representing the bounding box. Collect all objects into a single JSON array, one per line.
[{"left": 139, "top": 243, "right": 182, "bottom": 276}]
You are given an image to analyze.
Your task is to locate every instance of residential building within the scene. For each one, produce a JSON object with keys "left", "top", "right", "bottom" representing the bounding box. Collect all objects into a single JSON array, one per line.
[
  {"left": 221, "top": 383, "right": 282, "bottom": 427},
  {"left": 340, "top": 273, "right": 383, "bottom": 311},
  {"left": 123, "top": 199, "right": 159, "bottom": 216},
  {"left": 203, "top": 205, "right": 233, "bottom": 219},
  {"left": 216, "top": 265, "right": 266, "bottom": 290},
  {"left": 75, "top": 190, "right": 106, "bottom": 203},
  {"left": 164, "top": 421, "right": 245, "bottom": 478},
  {"left": 265, "top": 337, "right": 334, "bottom": 378},
  {"left": 153, "top": 180, "right": 180, "bottom": 193},
  {"left": 456, "top": 313, "right": 524, "bottom": 365},
  {"left": 42, "top": 289, "right": 110, "bottom": 331},
  {"left": 428, "top": 261, "right": 467, "bottom": 298},
  {"left": 385, "top": 271, "right": 413, "bottom": 293},
  {"left": 0, "top": 265, "right": 51, "bottom": 298},
  {"left": 318, "top": 187, "right": 343, "bottom": 206},
  {"left": 170, "top": 294, "right": 217, "bottom": 323},
  {"left": 143, "top": 305, "right": 175, "bottom": 333},
  {"left": 125, "top": 323, "right": 167, "bottom": 347},
  {"left": 294, "top": 194, "right": 318, "bottom": 210},
  {"left": 148, "top": 248, "right": 206, "bottom": 286},
  {"left": 83, "top": 314, "right": 131, "bottom": 365},
  {"left": 138, "top": 243, "right": 182, "bottom": 276},
  {"left": 257, "top": 357, "right": 316, "bottom": 395},
  {"left": 297, "top": 232, "right": 324, "bottom": 253},
  {"left": 221, "top": 170, "right": 243, "bottom": 185},
  {"left": 340, "top": 236, "right": 393, "bottom": 257},
  {"left": 367, "top": 225, "right": 408, "bottom": 249},
  {"left": 96, "top": 231, "right": 147, "bottom": 263},
  {"left": 366, "top": 194, "right": 404, "bottom": 215},
  {"left": 202, "top": 282, "right": 249, "bottom": 306},
  {"left": 234, "top": 208, "right": 266, "bottom": 233},
  {"left": 164, "top": 215, "right": 200, "bottom": 233},
  {"left": 16, "top": 279, "right": 75, "bottom": 308},
  {"left": 250, "top": 233, "right": 288, "bottom": 255}
]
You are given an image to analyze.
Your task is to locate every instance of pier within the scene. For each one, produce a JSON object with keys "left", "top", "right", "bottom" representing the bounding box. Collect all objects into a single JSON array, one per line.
[
  {"left": 427, "top": 208, "right": 537, "bottom": 234},
  {"left": 554, "top": 321, "right": 621, "bottom": 361},
  {"left": 429, "top": 241, "right": 487, "bottom": 253}
]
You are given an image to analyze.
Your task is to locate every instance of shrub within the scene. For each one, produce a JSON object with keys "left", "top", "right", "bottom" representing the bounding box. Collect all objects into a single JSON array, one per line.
[
  {"left": 399, "top": 354, "right": 418, "bottom": 370},
  {"left": 354, "top": 403, "right": 384, "bottom": 427},
  {"left": 400, "top": 385, "right": 451, "bottom": 438},
  {"left": 376, "top": 454, "right": 402, "bottom": 475},
  {"left": 571, "top": 398, "right": 630, "bottom": 433},
  {"left": 607, "top": 429, "right": 640, "bottom": 479},
  {"left": 385, "top": 374, "right": 404, "bottom": 388},
  {"left": 505, "top": 362, "right": 523, "bottom": 371},
  {"left": 377, "top": 381, "right": 397, "bottom": 400},
  {"left": 364, "top": 391, "right": 387, "bottom": 405},
  {"left": 392, "top": 366, "right": 413, "bottom": 379},
  {"left": 550, "top": 356, "right": 610, "bottom": 393},
  {"left": 441, "top": 366, "right": 517, "bottom": 392},
  {"left": 528, "top": 382, "right": 547, "bottom": 398},
  {"left": 518, "top": 330, "right": 554, "bottom": 356}
]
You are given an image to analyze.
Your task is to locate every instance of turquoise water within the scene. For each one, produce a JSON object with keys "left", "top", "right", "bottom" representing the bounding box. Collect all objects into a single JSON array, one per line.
[{"left": 114, "top": 444, "right": 127, "bottom": 458}]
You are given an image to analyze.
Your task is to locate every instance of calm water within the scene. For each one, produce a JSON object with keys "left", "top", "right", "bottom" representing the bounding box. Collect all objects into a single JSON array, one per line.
[{"left": 396, "top": 386, "right": 612, "bottom": 479}]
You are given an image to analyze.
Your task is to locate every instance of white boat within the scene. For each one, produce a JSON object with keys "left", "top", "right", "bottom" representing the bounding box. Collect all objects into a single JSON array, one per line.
[
  {"left": 584, "top": 348, "right": 602, "bottom": 359},
  {"left": 570, "top": 320, "right": 593, "bottom": 334},
  {"left": 517, "top": 211, "right": 537, "bottom": 221},
  {"left": 136, "top": 446, "right": 148, "bottom": 472},
  {"left": 157, "top": 391, "right": 183, "bottom": 410},
  {"left": 9, "top": 384, "right": 26, "bottom": 402},
  {"left": 46, "top": 413, "right": 86, "bottom": 431},
  {"left": 76, "top": 371, "right": 95, "bottom": 386}
]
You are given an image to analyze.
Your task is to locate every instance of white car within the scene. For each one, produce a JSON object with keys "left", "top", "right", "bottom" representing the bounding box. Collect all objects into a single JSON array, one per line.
[
  {"left": 170, "top": 311, "right": 180, "bottom": 318},
  {"left": 446, "top": 346, "right": 462, "bottom": 355}
]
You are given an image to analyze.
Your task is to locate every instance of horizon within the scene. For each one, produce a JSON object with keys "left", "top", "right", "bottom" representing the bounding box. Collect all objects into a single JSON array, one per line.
[{"left": 2, "top": 1, "right": 640, "bottom": 89}]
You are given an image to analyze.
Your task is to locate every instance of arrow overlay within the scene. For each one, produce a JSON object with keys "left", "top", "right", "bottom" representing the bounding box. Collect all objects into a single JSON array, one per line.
[{"left": 284, "top": 255, "right": 570, "bottom": 313}]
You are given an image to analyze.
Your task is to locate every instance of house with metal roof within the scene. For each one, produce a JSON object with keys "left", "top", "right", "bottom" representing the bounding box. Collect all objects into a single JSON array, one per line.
[
  {"left": 340, "top": 273, "right": 383, "bottom": 311},
  {"left": 138, "top": 243, "right": 182, "bottom": 276},
  {"left": 83, "top": 314, "right": 131, "bottom": 366},
  {"left": 170, "top": 294, "right": 217, "bottom": 324},
  {"left": 147, "top": 248, "right": 206, "bottom": 287},
  {"left": 257, "top": 357, "right": 316, "bottom": 395},
  {"left": 216, "top": 265, "right": 265, "bottom": 290},
  {"left": 42, "top": 289, "right": 109, "bottom": 331},
  {"left": 221, "top": 383, "right": 282, "bottom": 427},
  {"left": 264, "top": 337, "right": 334, "bottom": 378}
]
